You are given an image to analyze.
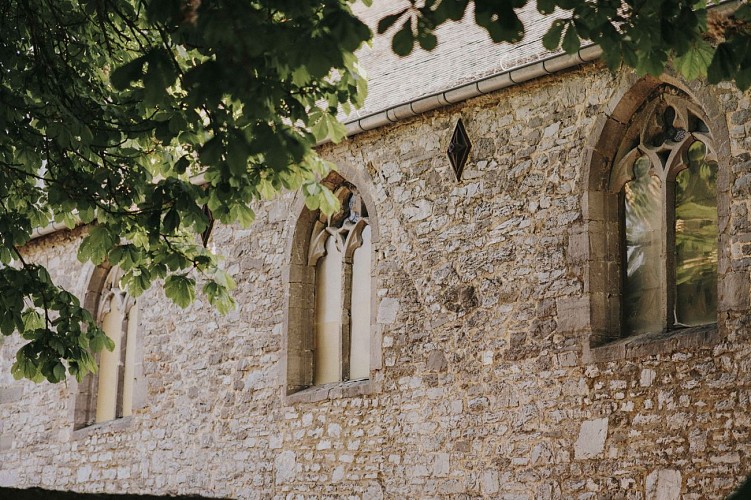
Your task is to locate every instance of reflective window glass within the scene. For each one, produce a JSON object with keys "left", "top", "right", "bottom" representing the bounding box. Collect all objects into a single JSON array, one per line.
[
  {"left": 674, "top": 141, "right": 718, "bottom": 326},
  {"left": 623, "top": 156, "right": 663, "bottom": 336}
]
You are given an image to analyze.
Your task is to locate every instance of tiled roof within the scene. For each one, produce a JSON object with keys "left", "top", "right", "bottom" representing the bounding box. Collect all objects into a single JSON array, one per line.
[{"left": 347, "top": 0, "right": 562, "bottom": 121}]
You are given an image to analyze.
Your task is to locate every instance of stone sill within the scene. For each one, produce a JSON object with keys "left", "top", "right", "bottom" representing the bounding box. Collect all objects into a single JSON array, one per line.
[
  {"left": 70, "top": 415, "right": 135, "bottom": 441},
  {"left": 284, "top": 379, "right": 372, "bottom": 405},
  {"left": 584, "top": 323, "right": 719, "bottom": 364}
]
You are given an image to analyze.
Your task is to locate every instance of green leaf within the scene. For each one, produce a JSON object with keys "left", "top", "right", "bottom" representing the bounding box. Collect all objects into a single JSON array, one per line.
[
  {"left": 200, "top": 136, "right": 223, "bottom": 166},
  {"left": 90, "top": 329, "right": 115, "bottom": 353},
  {"left": 378, "top": 10, "right": 407, "bottom": 34},
  {"left": 735, "top": 4, "right": 751, "bottom": 22},
  {"left": 258, "top": 179, "right": 277, "bottom": 200},
  {"left": 110, "top": 56, "right": 146, "bottom": 90},
  {"left": 543, "top": 19, "right": 567, "bottom": 51},
  {"left": 164, "top": 275, "right": 196, "bottom": 308},
  {"left": 226, "top": 137, "right": 249, "bottom": 176},
  {"left": 163, "top": 208, "right": 180, "bottom": 233},
  {"left": 392, "top": 21, "right": 415, "bottom": 56},
  {"left": 22, "top": 310, "right": 43, "bottom": 331},
  {"left": 78, "top": 226, "right": 117, "bottom": 265},
  {"left": 636, "top": 50, "right": 667, "bottom": 76},
  {"left": 674, "top": 40, "right": 714, "bottom": 80},
  {"left": 213, "top": 268, "right": 236, "bottom": 290},
  {"left": 561, "top": 22, "right": 581, "bottom": 54},
  {"left": 537, "top": 0, "right": 556, "bottom": 15},
  {"left": 52, "top": 362, "right": 66, "bottom": 382},
  {"left": 203, "top": 282, "right": 236, "bottom": 315},
  {"left": 230, "top": 203, "right": 255, "bottom": 228},
  {"left": 707, "top": 42, "right": 736, "bottom": 84},
  {"left": 418, "top": 31, "right": 438, "bottom": 51},
  {"left": 736, "top": 68, "right": 751, "bottom": 91}
]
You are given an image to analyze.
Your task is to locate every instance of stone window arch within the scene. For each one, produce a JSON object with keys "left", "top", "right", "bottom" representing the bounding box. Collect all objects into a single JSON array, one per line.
[
  {"left": 74, "top": 265, "right": 140, "bottom": 429},
  {"left": 286, "top": 172, "right": 375, "bottom": 395},
  {"left": 588, "top": 84, "right": 722, "bottom": 346}
]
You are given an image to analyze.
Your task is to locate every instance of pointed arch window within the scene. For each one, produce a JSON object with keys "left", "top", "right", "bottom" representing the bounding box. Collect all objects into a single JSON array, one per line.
[
  {"left": 308, "top": 187, "right": 371, "bottom": 384},
  {"left": 609, "top": 92, "right": 718, "bottom": 338},
  {"left": 75, "top": 266, "right": 139, "bottom": 429},
  {"left": 286, "top": 174, "right": 374, "bottom": 395}
]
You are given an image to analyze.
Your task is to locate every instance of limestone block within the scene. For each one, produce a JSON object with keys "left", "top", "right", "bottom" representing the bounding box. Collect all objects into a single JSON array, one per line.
[
  {"left": 331, "top": 465, "right": 345, "bottom": 483},
  {"left": 0, "top": 469, "right": 18, "bottom": 487},
  {"left": 433, "top": 453, "right": 450, "bottom": 477},
  {"left": 0, "top": 386, "right": 23, "bottom": 405},
  {"left": 77, "top": 465, "right": 92, "bottom": 483},
  {"left": 404, "top": 199, "right": 432, "bottom": 221},
  {"left": 556, "top": 296, "right": 590, "bottom": 332},
  {"left": 377, "top": 298, "right": 399, "bottom": 324},
  {"left": 364, "top": 482, "right": 384, "bottom": 499},
  {"left": 574, "top": 417, "right": 608, "bottom": 460},
  {"left": 720, "top": 271, "right": 750, "bottom": 311},
  {"left": 427, "top": 351, "right": 448, "bottom": 372},
  {"left": 640, "top": 369, "right": 656, "bottom": 387},
  {"left": 274, "top": 451, "right": 297, "bottom": 485},
  {"left": 481, "top": 470, "right": 499, "bottom": 495},
  {"left": 645, "top": 469, "right": 681, "bottom": 500}
]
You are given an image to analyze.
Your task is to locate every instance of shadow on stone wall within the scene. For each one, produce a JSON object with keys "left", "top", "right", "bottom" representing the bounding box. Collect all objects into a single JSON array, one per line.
[
  {"left": 0, "top": 487, "right": 230, "bottom": 500},
  {"left": 727, "top": 474, "right": 751, "bottom": 499}
]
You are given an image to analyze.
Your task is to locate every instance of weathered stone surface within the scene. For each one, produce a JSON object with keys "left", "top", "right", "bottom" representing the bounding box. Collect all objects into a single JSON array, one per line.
[
  {"left": 376, "top": 297, "right": 399, "bottom": 324},
  {"left": 640, "top": 368, "right": 656, "bottom": 387},
  {"left": 0, "top": 386, "right": 23, "bottom": 405},
  {"left": 574, "top": 417, "right": 608, "bottom": 460},
  {"left": 441, "top": 284, "right": 479, "bottom": 313},
  {"left": 426, "top": 350, "right": 448, "bottom": 372},
  {"left": 645, "top": 469, "right": 681, "bottom": 500},
  {"left": 274, "top": 451, "right": 296, "bottom": 485},
  {"left": 0, "top": 469, "right": 18, "bottom": 487},
  {"left": 0, "top": 64, "right": 749, "bottom": 499}
]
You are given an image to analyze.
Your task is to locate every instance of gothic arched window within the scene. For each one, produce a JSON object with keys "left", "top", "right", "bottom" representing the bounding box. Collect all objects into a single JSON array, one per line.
[
  {"left": 75, "top": 266, "right": 139, "bottom": 428},
  {"left": 608, "top": 91, "right": 718, "bottom": 338},
  {"left": 286, "top": 173, "right": 374, "bottom": 394}
]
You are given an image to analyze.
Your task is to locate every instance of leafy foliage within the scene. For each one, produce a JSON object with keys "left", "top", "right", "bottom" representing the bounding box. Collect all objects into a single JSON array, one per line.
[
  {"left": 0, "top": 0, "right": 368, "bottom": 382},
  {"left": 380, "top": 0, "right": 751, "bottom": 90},
  {"left": 3, "top": 0, "right": 751, "bottom": 384}
]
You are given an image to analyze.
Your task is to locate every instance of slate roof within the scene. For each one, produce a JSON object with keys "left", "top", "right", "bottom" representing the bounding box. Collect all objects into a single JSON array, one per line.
[{"left": 347, "top": 0, "right": 563, "bottom": 122}]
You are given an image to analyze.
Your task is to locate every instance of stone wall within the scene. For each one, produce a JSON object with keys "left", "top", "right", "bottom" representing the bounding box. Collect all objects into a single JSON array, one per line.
[{"left": 1, "top": 64, "right": 750, "bottom": 499}]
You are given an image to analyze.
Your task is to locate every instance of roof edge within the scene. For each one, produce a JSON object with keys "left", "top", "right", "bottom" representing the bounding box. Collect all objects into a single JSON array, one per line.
[
  {"left": 339, "top": 44, "right": 602, "bottom": 140},
  {"left": 29, "top": 0, "right": 739, "bottom": 242}
]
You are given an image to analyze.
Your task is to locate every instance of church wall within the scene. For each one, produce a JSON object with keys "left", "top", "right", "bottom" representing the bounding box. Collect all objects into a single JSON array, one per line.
[{"left": 1, "top": 64, "right": 751, "bottom": 499}]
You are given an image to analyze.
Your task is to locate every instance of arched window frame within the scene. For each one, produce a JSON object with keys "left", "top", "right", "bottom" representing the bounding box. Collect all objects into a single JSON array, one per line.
[
  {"left": 580, "top": 80, "right": 739, "bottom": 355},
  {"left": 284, "top": 171, "right": 380, "bottom": 400},
  {"left": 607, "top": 92, "right": 719, "bottom": 339},
  {"left": 73, "top": 264, "right": 141, "bottom": 429}
]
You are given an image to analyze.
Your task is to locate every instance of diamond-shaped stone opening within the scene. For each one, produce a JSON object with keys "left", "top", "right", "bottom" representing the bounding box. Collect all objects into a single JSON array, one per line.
[{"left": 447, "top": 119, "right": 471, "bottom": 182}]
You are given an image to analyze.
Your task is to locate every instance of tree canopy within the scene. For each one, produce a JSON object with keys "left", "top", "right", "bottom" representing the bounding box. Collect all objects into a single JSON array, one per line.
[{"left": 1, "top": 0, "right": 749, "bottom": 384}]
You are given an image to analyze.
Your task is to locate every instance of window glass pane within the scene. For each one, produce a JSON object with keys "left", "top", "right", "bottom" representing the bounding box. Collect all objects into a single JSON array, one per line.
[
  {"left": 623, "top": 157, "right": 663, "bottom": 335},
  {"left": 314, "top": 236, "right": 343, "bottom": 384},
  {"left": 674, "top": 141, "right": 717, "bottom": 326},
  {"left": 349, "top": 225, "right": 371, "bottom": 381},
  {"left": 96, "top": 294, "right": 125, "bottom": 423},
  {"left": 121, "top": 301, "right": 138, "bottom": 417}
]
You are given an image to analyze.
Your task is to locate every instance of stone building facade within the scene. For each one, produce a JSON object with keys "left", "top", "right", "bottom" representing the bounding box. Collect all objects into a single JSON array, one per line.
[{"left": 2, "top": 10, "right": 751, "bottom": 500}]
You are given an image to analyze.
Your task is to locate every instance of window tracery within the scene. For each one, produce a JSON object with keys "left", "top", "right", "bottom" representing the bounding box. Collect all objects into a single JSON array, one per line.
[
  {"left": 286, "top": 174, "right": 374, "bottom": 395},
  {"left": 307, "top": 186, "right": 371, "bottom": 385},
  {"left": 75, "top": 266, "right": 138, "bottom": 428},
  {"left": 608, "top": 91, "right": 718, "bottom": 338}
]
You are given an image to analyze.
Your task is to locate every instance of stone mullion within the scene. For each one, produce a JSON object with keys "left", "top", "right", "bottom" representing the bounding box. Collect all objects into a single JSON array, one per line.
[
  {"left": 664, "top": 178, "right": 676, "bottom": 331},
  {"left": 121, "top": 300, "right": 138, "bottom": 417},
  {"left": 616, "top": 189, "right": 627, "bottom": 341},
  {"left": 340, "top": 254, "right": 353, "bottom": 382},
  {"left": 115, "top": 316, "right": 127, "bottom": 419}
]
